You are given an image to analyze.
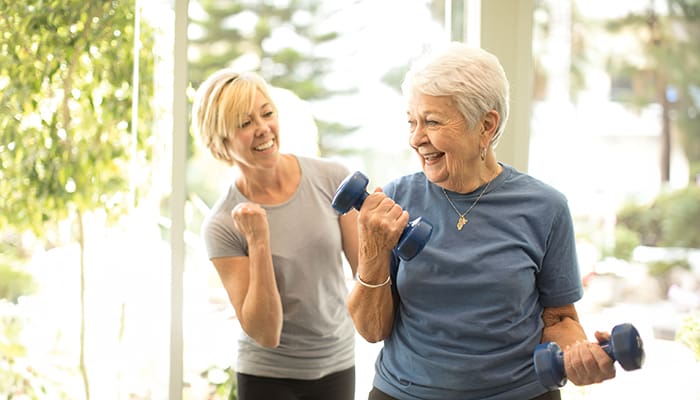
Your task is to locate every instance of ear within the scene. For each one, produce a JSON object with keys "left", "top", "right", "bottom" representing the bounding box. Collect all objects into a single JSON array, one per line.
[{"left": 480, "top": 110, "right": 500, "bottom": 145}]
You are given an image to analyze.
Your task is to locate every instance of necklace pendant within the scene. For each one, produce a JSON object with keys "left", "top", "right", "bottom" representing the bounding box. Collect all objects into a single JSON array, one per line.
[{"left": 457, "top": 216, "right": 467, "bottom": 230}]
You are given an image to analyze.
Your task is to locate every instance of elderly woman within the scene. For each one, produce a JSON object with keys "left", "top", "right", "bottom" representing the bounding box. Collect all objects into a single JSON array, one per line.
[
  {"left": 192, "top": 69, "right": 359, "bottom": 400},
  {"left": 347, "top": 42, "right": 616, "bottom": 400}
]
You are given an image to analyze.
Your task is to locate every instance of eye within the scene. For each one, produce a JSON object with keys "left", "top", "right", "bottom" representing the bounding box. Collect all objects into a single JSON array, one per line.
[
  {"left": 263, "top": 110, "right": 275, "bottom": 118},
  {"left": 426, "top": 119, "right": 439, "bottom": 126},
  {"left": 239, "top": 120, "right": 251, "bottom": 129},
  {"left": 407, "top": 119, "right": 417, "bottom": 132}
]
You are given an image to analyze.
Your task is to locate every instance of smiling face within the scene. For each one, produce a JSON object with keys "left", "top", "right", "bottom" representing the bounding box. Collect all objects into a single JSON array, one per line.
[
  {"left": 228, "top": 89, "right": 280, "bottom": 170},
  {"left": 407, "top": 93, "right": 489, "bottom": 192}
]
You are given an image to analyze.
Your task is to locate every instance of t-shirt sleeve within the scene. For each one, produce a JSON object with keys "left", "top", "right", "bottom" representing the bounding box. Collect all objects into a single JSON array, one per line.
[
  {"left": 536, "top": 201, "right": 584, "bottom": 307},
  {"left": 302, "top": 156, "right": 352, "bottom": 205},
  {"left": 321, "top": 158, "right": 352, "bottom": 194},
  {"left": 201, "top": 205, "right": 248, "bottom": 260}
]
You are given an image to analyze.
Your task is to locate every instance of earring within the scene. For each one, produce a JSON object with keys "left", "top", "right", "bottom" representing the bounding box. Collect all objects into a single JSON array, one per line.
[{"left": 480, "top": 147, "right": 486, "bottom": 161}]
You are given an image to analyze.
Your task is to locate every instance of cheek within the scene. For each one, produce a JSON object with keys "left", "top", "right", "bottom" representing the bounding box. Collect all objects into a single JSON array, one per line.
[
  {"left": 432, "top": 129, "right": 466, "bottom": 152},
  {"left": 230, "top": 130, "right": 254, "bottom": 150}
]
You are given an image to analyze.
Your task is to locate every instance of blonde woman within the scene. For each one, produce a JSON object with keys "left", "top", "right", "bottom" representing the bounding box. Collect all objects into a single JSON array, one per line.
[{"left": 192, "top": 69, "right": 358, "bottom": 400}]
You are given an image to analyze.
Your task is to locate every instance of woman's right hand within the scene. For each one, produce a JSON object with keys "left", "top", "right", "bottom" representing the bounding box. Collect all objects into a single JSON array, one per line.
[
  {"left": 231, "top": 202, "right": 270, "bottom": 244},
  {"left": 358, "top": 188, "right": 409, "bottom": 259}
]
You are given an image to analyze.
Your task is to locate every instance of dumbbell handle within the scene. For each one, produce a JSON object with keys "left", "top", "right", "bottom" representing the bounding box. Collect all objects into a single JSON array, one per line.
[{"left": 599, "top": 340, "right": 615, "bottom": 360}]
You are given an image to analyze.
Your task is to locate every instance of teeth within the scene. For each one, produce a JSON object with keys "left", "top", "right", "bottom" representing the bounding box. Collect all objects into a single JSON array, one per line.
[
  {"left": 423, "top": 152, "right": 444, "bottom": 161},
  {"left": 255, "top": 140, "right": 274, "bottom": 151}
]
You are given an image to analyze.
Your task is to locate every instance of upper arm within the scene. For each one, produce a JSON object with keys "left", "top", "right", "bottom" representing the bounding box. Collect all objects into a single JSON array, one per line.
[
  {"left": 340, "top": 209, "right": 359, "bottom": 276},
  {"left": 210, "top": 256, "right": 250, "bottom": 318}
]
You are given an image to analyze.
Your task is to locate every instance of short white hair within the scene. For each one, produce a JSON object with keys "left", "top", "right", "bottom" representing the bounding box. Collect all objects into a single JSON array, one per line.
[{"left": 401, "top": 42, "right": 510, "bottom": 148}]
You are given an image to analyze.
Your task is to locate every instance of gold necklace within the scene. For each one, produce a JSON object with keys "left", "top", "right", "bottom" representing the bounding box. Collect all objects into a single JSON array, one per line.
[{"left": 442, "top": 178, "right": 493, "bottom": 230}]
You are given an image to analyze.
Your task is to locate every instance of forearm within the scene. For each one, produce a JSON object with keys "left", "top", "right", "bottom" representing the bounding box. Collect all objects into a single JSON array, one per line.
[
  {"left": 349, "top": 188, "right": 406, "bottom": 342},
  {"left": 240, "top": 242, "right": 283, "bottom": 347},
  {"left": 346, "top": 248, "right": 395, "bottom": 342},
  {"left": 541, "top": 306, "right": 587, "bottom": 347},
  {"left": 541, "top": 316, "right": 587, "bottom": 348}
]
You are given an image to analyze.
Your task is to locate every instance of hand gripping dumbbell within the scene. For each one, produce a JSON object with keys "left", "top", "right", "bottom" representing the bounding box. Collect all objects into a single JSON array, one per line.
[
  {"left": 331, "top": 171, "right": 433, "bottom": 261},
  {"left": 533, "top": 323, "right": 645, "bottom": 390}
]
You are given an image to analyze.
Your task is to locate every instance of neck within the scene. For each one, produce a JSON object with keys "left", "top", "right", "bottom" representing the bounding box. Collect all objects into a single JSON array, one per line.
[
  {"left": 235, "top": 154, "right": 299, "bottom": 203},
  {"left": 451, "top": 159, "right": 501, "bottom": 194}
]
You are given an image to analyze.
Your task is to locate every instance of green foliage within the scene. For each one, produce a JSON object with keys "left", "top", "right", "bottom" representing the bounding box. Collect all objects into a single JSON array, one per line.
[
  {"left": 0, "top": 311, "right": 36, "bottom": 398},
  {"left": 0, "top": 0, "right": 158, "bottom": 235},
  {"left": 677, "top": 311, "right": 700, "bottom": 361},
  {"left": 690, "top": 161, "right": 700, "bottom": 182},
  {"left": 0, "top": 262, "right": 35, "bottom": 303},
  {"left": 609, "top": 225, "right": 641, "bottom": 261},
  {"left": 187, "top": 0, "right": 358, "bottom": 158},
  {"left": 189, "top": 0, "right": 333, "bottom": 98},
  {"left": 0, "top": 1, "right": 158, "bottom": 398},
  {"left": 202, "top": 365, "right": 237, "bottom": 400},
  {"left": 616, "top": 201, "right": 663, "bottom": 246},
  {"left": 646, "top": 259, "right": 690, "bottom": 276},
  {"left": 616, "top": 186, "right": 700, "bottom": 248},
  {"left": 668, "top": 0, "right": 700, "bottom": 178},
  {"left": 0, "top": 304, "right": 64, "bottom": 399},
  {"left": 657, "top": 186, "right": 700, "bottom": 248},
  {"left": 604, "top": 0, "right": 700, "bottom": 182},
  {"left": 380, "top": 65, "right": 410, "bottom": 95}
]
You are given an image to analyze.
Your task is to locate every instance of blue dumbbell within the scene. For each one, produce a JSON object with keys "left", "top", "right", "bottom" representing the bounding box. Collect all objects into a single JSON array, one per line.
[
  {"left": 331, "top": 171, "right": 433, "bottom": 261},
  {"left": 534, "top": 323, "right": 646, "bottom": 390}
]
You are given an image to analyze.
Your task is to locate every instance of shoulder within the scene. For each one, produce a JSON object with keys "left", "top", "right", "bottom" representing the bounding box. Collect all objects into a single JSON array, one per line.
[
  {"left": 502, "top": 164, "right": 568, "bottom": 206},
  {"left": 201, "top": 185, "right": 238, "bottom": 234},
  {"left": 296, "top": 155, "right": 351, "bottom": 185},
  {"left": 383, "top": 172, "right": 428, "bottom": 198}
]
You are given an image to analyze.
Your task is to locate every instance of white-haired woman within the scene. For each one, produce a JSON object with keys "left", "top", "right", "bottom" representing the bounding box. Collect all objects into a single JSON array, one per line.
[
  {"left": 347, "top": 42, "right": 617, "bottom": 400},
  {"left": 192, "top": 69, "right": 358, "bottom": 400}
]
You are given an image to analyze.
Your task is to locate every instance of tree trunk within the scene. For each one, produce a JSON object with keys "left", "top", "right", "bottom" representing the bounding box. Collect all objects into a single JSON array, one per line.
[
  {"left": 658, "top": 75, "right": 671, "bottom": 184},
  {"left": 77, "top": 210, "right": 90, "bottom": 400}
]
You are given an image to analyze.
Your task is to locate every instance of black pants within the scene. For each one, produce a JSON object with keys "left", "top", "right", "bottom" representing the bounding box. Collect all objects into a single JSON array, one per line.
[
  {"left": 368, "top": 386, "right": 561, "bottom": 400},
  {"left": 236, "top": 366, "right": 355, "bottom": 400}
]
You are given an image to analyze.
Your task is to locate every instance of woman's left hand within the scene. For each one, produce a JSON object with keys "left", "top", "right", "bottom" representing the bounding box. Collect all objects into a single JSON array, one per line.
[{"left": 563, "top": 331, "right": 617, "bottom": 386}]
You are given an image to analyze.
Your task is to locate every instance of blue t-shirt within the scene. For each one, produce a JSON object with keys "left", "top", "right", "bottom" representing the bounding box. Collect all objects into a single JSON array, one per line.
[{"left": 373, "top": 164, "right": 583, "bottom": 400}]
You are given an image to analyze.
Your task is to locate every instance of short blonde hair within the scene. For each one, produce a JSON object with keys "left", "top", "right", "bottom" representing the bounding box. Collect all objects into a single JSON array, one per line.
[{"left": 192, "top": 69, "right": 277, "bottom": 165}]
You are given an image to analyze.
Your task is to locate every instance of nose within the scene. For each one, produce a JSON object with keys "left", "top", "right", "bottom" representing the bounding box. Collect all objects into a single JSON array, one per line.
[
  {"left": 409, "top": 123, "right": 427, "bottom": 148},
  {"left": 252, "top": 116, "right": 269, "bottom": 136}
]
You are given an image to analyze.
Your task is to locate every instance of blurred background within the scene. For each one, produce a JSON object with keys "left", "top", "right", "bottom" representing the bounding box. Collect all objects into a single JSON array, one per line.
[{"left": 1, "top": 0, "right": 699, "bottom": 399}]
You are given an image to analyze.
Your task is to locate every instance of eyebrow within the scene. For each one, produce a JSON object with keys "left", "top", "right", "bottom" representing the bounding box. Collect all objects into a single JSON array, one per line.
[{"left": 407, "top": 110, "right": 442, "bottom": 117}]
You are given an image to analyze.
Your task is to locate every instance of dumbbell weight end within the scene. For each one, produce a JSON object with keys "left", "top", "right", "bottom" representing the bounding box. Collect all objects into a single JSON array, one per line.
[
  {"left": 396, "top": 216, "right": 433, "bottom": 261},
  {"left": 533, "top": 342, "right": 566, "bottom": 390},
  {"left": 331, "top": 172, "right": 369, "bottom": 214}
]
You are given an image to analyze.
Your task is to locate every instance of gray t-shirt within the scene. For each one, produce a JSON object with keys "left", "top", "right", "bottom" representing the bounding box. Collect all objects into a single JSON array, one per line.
[{"left": 201, "top": 156, "right": 355, "bottom": 379}]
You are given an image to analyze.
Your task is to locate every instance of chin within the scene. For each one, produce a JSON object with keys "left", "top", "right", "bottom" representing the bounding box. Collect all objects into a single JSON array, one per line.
[
  {"left": 422, "top": 169, "right": 438, "bottom": 183},
  {"left": 422, "top": 163, "right": 438, "bottom": 175}
]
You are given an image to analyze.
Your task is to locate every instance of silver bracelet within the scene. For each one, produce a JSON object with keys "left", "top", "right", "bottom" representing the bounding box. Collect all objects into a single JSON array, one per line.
[{"left": 356, "top": 273, "right": 391, "bottom": 288}]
